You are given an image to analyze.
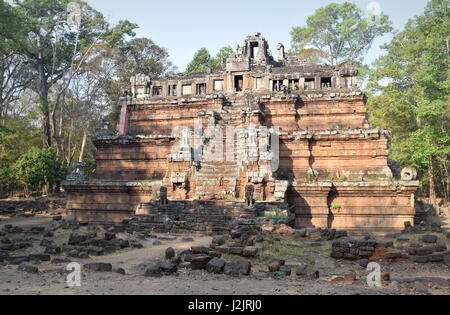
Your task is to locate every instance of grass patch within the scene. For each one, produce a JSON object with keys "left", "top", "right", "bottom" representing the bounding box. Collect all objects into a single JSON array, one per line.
[{"left": 273, "top": 271, "right": 286, "bottom": 277}]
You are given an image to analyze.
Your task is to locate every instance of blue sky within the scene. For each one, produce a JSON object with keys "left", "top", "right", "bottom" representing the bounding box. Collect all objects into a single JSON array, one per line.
[{"left": 85, "top": 0, "right": 430, "bottom": 71}]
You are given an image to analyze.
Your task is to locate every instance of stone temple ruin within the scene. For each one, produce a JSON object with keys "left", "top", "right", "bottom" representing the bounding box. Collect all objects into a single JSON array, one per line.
[{"left": 63, "top": 33, "right": 419, "bottom": 234}]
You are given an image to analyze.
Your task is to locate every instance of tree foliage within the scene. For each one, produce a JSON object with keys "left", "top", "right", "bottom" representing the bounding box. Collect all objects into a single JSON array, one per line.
[
  {"left": 290, "top": 2, "right": 392, "bottom": 65},
  {"left": 367, "top": 0, "right": 450, "bottom": 201},
  {"left": 14, "top": 147, "right": 66, "bottom": 195},
  {"left": 185, "top": 48, "right": 211, "bottom": 74},
  {"left": 186, "top": 46, "right": 234, "bottom": 74},
  {"left": 210, "top": 46, "right": 234, "bottom": 68},
  {"left": 0, "top": 0, "right": 177, "bottom": 196},
  {"left": 0, "top": 0, "right": 137, "bottom": 148},
  {"left": 292, "top": 48, "right": 329, "bottom": 64}
]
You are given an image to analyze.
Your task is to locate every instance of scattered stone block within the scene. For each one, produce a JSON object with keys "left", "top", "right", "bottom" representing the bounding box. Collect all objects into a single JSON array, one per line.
[
  {"left": 242, "top": 247, "right": 258, "bottom": 258},
  {"left": 414, "top": 246, "right": 434, "bottom": 256},
  {"left": 411, "top": 256, "right": 429, "bottom": 264},
  {"left": 190, "top": 255, "right": 212, "bottom": 270},
  {"left": 104, "top": 232, "right": 116, "bottom": 241},
  {"left": 422, "top": 235, "right": 438, "bottom": 244},
  {"left": 83, "top": 263, "right": 112, "bottom": 272},
  {"left": 206, "top": 257, "right": 226, "bottom": 274},
  {"left": 191, "top": 246, "right": 211, "bottom": 255},
  {"left": 428, "top": 254, "right": 444, "bottom": 262},
  {"left": 158, "top": 261, "right": 178, "bottom": 273},
  {"left": 294, "top": 265, "right": 307, "bottom": 276},
  {"left": 144, "top": 263, "right": 162, "bottom": 277},
  {"left": 268, "top": 259, "right": 285, "bottom": 272},
  {"left": 19, "top": 264, "right": 38, "bottom": 274},
  {"left": 359, "top": 259, "right": 369, "bottom": 268},
  {"left": 279, "top": 265, "right": 291, "bottom": 276},
  {"left": 51, "top": 258, "right": 71, "bottom": 264},
  {"left": 165, "top": 247, "right": 175, "bottom": 260},
  {"left": 224, "top": 262, "right": 251, "bottom": 276},
  {"left": 229, "top": 247, "right": 243, "bottom": 255},
  {"left": 29, "top": 254, "right": 51, "bottom": 262},
  {"left": 68, "top": 233, "right": 88, "bottom": 245},
  {"left": 444, "top": 255, "right": 450, "bottom": 268},
  {"left": 7, "top": 256, "right": 29, "bottom": 265},
  {"left": 434, "top": 242, "right": 447, "bottom": 252},
  {"left": 113, "top": 268, "right": 126, "bottom": 275},
  {"left": 211, "top": 235, "right": 226, "bottom": 246}
]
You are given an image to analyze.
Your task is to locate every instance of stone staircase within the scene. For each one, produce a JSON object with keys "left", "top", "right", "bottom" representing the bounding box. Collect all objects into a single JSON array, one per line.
[
  {"left": 132, "top": 200, "right": 257, "bottom": 234},
  {"left": 194, "top": 161, "right": 240, "bottom": 200},
  {"left": 194, "top": 99, "right": 245, "bottom": 200},
  {"left": 221, "top": 97, "right": 257, "bottom": 124}
]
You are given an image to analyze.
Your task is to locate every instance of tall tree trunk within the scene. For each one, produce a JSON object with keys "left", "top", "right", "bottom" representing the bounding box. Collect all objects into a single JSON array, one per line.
[
  {"left": 0, "top": 57, "right": 5, "bottom": 119},
  {"left": 40, "top": 92, "right": 52, "bottom": 148},
  {"left": 37, "top": 39, "right": 52, "bottom": 149},
  {"left": 37, "top": 56, "right": 52, "bottom": 148},
  {"left": 78, "top": 131, "right": 87, "bottom": 163},
  {"left": 428, "top": 156, "right": 437, "bottom": 206}
]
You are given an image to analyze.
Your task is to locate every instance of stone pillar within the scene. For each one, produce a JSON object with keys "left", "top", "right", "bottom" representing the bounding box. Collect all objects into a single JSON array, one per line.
[
  {"left": 118, "top": 96, "right": 130, "bottom": 136},
  {"left": 299, "top": 78, "right": 305, "bottom": 90},
  {"left": 315, "top": 76, "right": 321, "bottom": 90},
  {"left": 177, "top": 83, "right": 182, "bottom": 97}
]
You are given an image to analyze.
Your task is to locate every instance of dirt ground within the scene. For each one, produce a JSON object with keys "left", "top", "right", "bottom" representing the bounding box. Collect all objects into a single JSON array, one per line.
[{"left": 0, "top": 211, "right": 449, "bottom": 296}]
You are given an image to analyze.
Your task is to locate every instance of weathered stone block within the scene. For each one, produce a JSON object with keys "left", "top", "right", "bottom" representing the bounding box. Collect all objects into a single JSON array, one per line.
[
  {"left": 224, "top": 262, "right": 251, "bottom": 276},
  {"left": 206, "top": 257, "right": 226, "bottom": 274}
]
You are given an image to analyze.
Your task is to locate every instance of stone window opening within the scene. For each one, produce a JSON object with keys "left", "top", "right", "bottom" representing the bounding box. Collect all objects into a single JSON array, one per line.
[
  {"left": 152, "top": 86, "right": 163, "bottom": 96},
  {"left": 234, "top": 75, "right": 244, "bottom": 92},
  {"left": 289, "top": 79, "right": 300, "bottom": 91},
  {"left": 168, "top": 84, "right": 177, "bottom": 96},
  {"left": 304, "top": 78, "right": 315, "bottom": 90},
  {"left": 321, "top": 77, "right": 332, "bottom": 89},
  {"left": 196, "top": 83, "right": 207, "bottom": 95},
  {"left": 272, "top": 80, "right": 284, "bottom": 92},
  {"left": 250, "top": 42, "right": 259, "bottom": 59}
]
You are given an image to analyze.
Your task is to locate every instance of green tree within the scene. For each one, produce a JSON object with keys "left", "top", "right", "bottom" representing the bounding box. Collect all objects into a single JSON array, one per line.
[
  {"left": 185, "top": 48, "right": 211, "bottom": 74},
  {"left": 15, "top": 147, "right": 66, "bottom": 196},
  {"left": 186, "top": 46, "right": 235, "bottom": 74},
  {"left": 290, "top": 2, "right": 392, "bottom": 65},
  {"left": 0, "top": 0, "right": 137, "bottom": 148},
  {"left": 0, "top": 118, "right": 41, "bottom": 164},
  {"left": 294, "top": 48, "right": 329, "bottom": 64},
  {"left": 210, "top": 46, "right": 234, "bottom": 68},
  {"left": 118, "top": 38, "right": 176, "bottom": 78},
  {"left": 0, "top": 1, "right": 32, "bottom": 118},
  {"left": 367, "top": 0, "right": 450, "bottom": 204}
]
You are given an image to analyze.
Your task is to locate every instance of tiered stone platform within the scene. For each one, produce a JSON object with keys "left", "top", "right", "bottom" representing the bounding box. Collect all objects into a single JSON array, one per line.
[{"left": 63, "top": 33, "right": 419, "bottom": 235}]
